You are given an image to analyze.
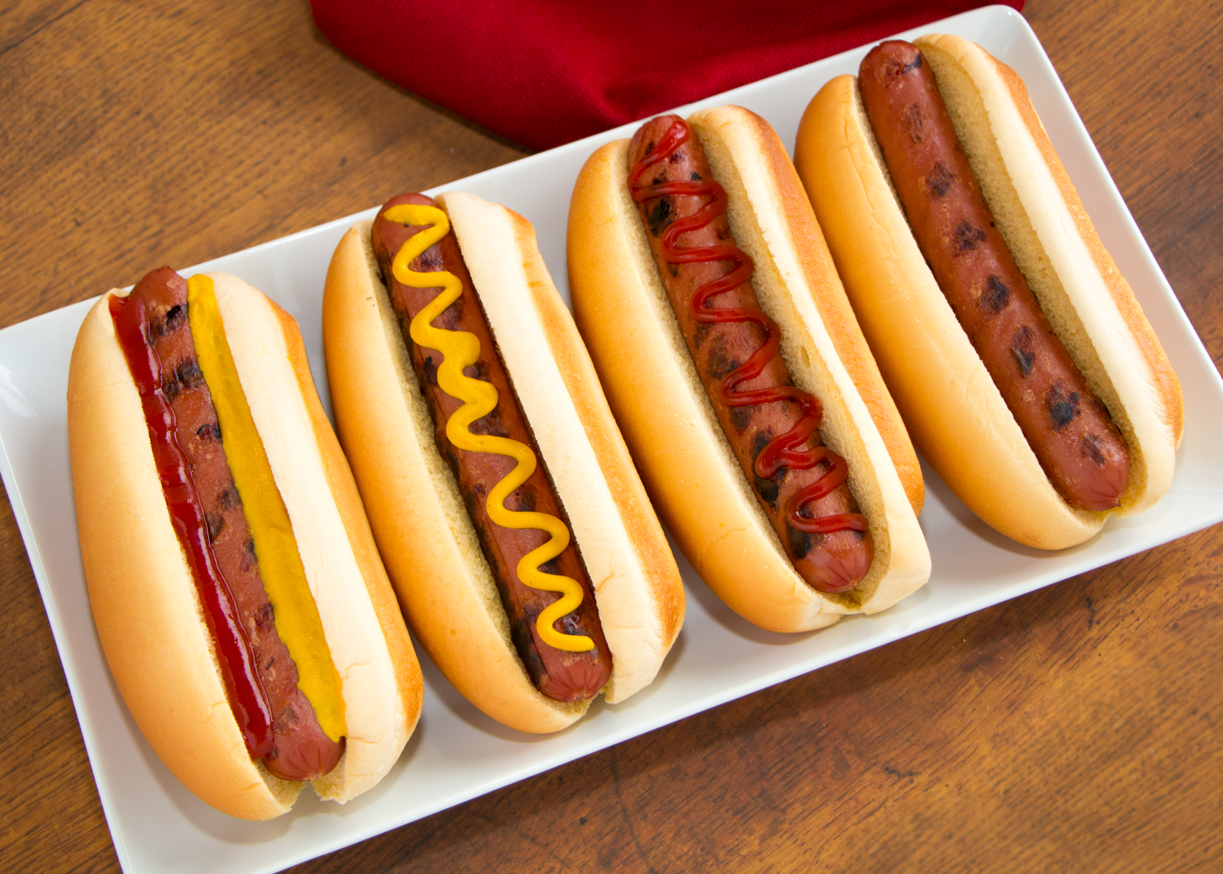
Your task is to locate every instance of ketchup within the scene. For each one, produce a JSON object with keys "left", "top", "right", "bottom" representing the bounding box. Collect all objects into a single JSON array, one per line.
[
  {"left": 628, "top": 118, "right": 868, "bottom": 540},
  {"left": 109, "top": 292, "right": 274, "bottom": 760}
]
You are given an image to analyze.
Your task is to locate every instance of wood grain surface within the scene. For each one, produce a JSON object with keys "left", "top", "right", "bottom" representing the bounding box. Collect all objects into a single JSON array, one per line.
[{"left": 2, "top": 1, "right": 1220, "bottom": 871}]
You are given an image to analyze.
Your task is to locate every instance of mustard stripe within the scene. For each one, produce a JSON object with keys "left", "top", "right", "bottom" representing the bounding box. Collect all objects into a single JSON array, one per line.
[
  {"left": 186, "top": 275, "right": 347, "bottom": 741},
  {"left": 385, "top": 203, "right": 593, "bottom": 653}
]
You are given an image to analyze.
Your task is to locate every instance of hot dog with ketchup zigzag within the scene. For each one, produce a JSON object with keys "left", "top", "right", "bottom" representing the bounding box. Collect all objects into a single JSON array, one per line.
[{"left": 568, "top": 105, "right": 931, "bottom": 632}]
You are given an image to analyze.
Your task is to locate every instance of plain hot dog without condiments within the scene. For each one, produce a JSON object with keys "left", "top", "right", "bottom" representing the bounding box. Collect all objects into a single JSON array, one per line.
[
  {"left": 794, "top": 34, "right": 1183, "bottom": 548},
  {"left": 323, "top": 191, "right": 683, "bottom": 733},
  {"left": 569, "top": 105, "right": 931, "bottom": 633},
  {"left": 858, "top": 40, "right": 1129, "bottom": 512}
]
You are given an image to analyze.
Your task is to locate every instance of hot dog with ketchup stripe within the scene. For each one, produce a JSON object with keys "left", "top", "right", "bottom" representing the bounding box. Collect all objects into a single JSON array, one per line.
[
  {"left": 323, "top": 191, "right": 683, "bottom": 733},
  {"left": 569, "top": 105, "right": 930, "bottom": 633},
  {"left": 111, "top": 268, "right": 345, "bottom": 781},
  {"left": 69, "top": 270, "right": 422, "bottom": 819},
  {"left": 795, "top": 35, "right": 1182, "bottom": 548}
]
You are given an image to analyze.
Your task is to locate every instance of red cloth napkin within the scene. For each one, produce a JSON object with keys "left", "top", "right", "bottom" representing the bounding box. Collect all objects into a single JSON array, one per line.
[{"left": 312, "top": 1, "right": 1023, "bottom": 151}]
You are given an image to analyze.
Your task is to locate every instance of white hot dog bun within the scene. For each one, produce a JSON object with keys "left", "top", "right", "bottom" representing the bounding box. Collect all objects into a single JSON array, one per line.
[
  {"left": 794, "top": 34, "right": 1182, "bottom": 549},
  {"left": 68, "top": 271, "right": 423, "bottom": 820},
  {"left": 323, "top": 191, "right": 684, "bottom": 734},
  {"left": 567, "top": 104, "right": 931, "bottom": 633}
]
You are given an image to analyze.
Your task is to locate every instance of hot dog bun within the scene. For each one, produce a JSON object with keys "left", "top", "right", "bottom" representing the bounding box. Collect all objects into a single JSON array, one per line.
[
  {"left": 323, "top": 191, "right": 684, "bottom": 734},
  {"left": 794, "top": 34, "right": 1183, "bottom": 549},
  {"left": 68, "top": 273, "right": 423, "bottom": 820},
  {"left": 567, "top": 105, "right": 930, "bottom": 633}
]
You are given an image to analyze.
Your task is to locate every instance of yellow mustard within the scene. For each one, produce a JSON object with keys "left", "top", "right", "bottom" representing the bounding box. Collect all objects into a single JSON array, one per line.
[
  {"left": 186, "top": 275, "right": 347, "bottom": 742},
  {"left": 384, "top": 203, "right": 593, "bottom": 653}
]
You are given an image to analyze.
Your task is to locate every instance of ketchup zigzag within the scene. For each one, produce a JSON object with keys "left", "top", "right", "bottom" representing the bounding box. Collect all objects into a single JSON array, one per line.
[{"left": 628, "top": 119, "right": 867, "bottom": 538}]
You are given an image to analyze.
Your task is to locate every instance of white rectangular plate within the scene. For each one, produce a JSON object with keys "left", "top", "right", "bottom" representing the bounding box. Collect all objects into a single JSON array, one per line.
[{"left": 3, "top": 6, "right": 1220, "bottom": 874}]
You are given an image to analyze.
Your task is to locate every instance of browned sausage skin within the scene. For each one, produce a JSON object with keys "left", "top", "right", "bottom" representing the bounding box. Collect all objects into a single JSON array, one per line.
[
  {"left": 125, "top": 267, "right": 343, "bottom": 783},
  {"left": 627, "top": 116, "right": 873, "bottom": 594},
  {"left": 858, "top": 41, "right": 1129, "bottom": 511},
  {"left": 371, "top": 193, "right": 613, "bottom": 702}
]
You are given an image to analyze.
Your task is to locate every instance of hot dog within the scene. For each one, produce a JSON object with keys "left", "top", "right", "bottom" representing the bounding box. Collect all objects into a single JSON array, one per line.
[
  {"left": 568, "top": 105, "right": 931, "bottom": 632},
  {"left": 68, "top": 269, "right": 423, "bottom": 819},
  {"left": 629, "top": 115, "right": 873, "bottom": 595},
  {"left": 322, "top": 191, "right": 684, "bottom": 733},
  {"left": 794, "top": 35, "right": 1183, "bottom": 548}
]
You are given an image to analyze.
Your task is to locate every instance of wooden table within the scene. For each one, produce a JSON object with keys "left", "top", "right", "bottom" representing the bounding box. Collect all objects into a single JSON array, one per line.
[{"left": 3, "top": 1, "right": 1219, "bottom": 871}]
